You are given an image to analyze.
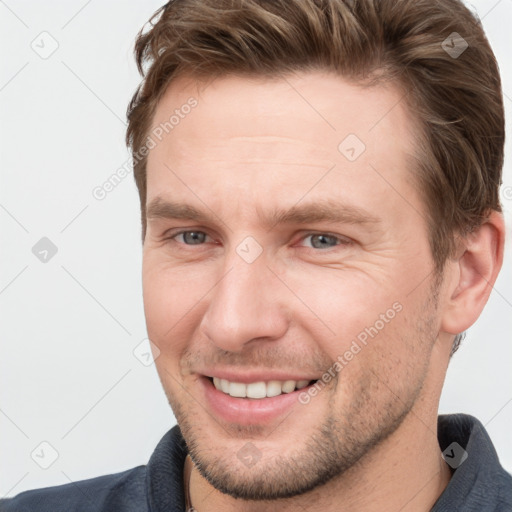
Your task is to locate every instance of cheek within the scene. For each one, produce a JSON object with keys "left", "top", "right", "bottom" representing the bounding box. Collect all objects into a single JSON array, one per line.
[
  {"left": 142, "top": 260, "right": 203, "bottom": 347},
  {"left": 142, "top": 266, "right": 198, "bottom": 389},
  {"left": 324, "top": 310, "right": 430, "bottom": 425},
  {"left": 142, "top": 256, "right": 226, "bottom": 363},
  {"left": 284, "top": 267, "right": 404, "bottom": 349},
  {"left": 287, "top": 270, "right": 425, "bottom": 399}
]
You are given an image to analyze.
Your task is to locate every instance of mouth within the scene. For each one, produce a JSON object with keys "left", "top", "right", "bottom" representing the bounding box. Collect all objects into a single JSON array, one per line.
[
  {"left": 208, "top": 376, "right": 317, "bottom": 399},
  {"left": 200, "top": 374, "right": 320, "bottom": 425}
]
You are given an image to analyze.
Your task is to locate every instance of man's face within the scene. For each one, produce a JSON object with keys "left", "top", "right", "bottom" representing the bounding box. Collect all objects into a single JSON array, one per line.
[{"left": 143, "top": 71, "right": 444, "bottom": 499}]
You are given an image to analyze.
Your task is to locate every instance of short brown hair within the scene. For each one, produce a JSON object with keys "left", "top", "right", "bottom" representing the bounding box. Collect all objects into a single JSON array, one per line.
[{"left": 126, "top": 0, "right": 504, "bottom": 271}]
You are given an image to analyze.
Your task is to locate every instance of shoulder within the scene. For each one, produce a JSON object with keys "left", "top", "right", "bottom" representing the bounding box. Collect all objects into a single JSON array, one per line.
[
  {"left": 0, "top": 465, "right": 147, "bottom": 512},
  {"left": 434, "top": 414, "right": 512, "bottom": 511},
  {"left": 0, "top": 425, "right": 188, "bottom": 512}
]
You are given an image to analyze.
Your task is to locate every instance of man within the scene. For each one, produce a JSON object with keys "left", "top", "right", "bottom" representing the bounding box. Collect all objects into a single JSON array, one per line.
[{"left": 2, "top": 0, "right": 510, "bottom": 510}]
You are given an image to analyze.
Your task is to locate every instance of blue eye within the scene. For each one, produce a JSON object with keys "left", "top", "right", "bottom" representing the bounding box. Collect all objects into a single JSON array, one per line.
[
  {"left": 302, "top": 234, "right": 345, "bottom": 249},
  {"left": 173, "top": 231, "right": 209, "bottom": 245},
  {"left": 167, "top": 231, "right": 348, "bottom": 250}
]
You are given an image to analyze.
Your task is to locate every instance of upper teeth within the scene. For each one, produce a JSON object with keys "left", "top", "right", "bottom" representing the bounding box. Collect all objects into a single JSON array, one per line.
[{"left": 212, "top": 378, "right": 311, "bottom": 399}]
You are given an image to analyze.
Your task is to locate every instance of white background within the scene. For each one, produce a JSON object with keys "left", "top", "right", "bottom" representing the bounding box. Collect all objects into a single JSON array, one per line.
[{"left": 1, "top": 0, "right": 511, "bottom": 498}]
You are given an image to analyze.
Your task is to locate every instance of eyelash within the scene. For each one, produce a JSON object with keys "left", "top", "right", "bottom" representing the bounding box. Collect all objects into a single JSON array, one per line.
[{"left": 165, "top": 230, "right": 351, "bottom": 251}]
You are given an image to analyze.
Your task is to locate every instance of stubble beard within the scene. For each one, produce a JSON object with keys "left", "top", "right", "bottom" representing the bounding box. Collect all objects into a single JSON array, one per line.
[
  {"left": 162, "top": 282, "right": 441, "bottom": 501},
  {"left": 166, "top": 353, "right": 432, "bottom": 501}
]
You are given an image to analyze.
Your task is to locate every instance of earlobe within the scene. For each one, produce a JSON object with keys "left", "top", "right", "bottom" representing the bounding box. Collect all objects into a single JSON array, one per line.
[{"left": 441, "top": 211, "right": 505, "bottom": 335}]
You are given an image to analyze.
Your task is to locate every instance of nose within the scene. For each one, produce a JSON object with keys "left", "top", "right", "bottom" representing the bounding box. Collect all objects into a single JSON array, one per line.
[{"left": 199, "top": 254, "right": 289, "bottom": 353}]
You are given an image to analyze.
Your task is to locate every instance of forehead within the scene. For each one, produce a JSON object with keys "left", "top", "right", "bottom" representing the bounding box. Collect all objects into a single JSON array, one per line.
[
  {"left": 145, "top": 71, "right": 423, "bottom": 225},
  {"left": 150, "top": 70, "right": 416, "bottom": 150}
]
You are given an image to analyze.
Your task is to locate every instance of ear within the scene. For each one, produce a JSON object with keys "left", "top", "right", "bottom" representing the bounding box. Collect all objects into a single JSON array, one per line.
[{"left": 440, "top": 211, "right": 505, "bottom": 335}]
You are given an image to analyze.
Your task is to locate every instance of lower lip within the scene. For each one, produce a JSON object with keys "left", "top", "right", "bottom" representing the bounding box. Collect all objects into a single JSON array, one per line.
[{"left": 200, "top": 376, "right": 315, "bottom": 425}]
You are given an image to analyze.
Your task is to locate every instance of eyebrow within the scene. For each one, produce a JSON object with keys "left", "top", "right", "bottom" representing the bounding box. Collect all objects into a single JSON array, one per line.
[{"left": 146, "top": 197, "right": 380, "bottom": 229}]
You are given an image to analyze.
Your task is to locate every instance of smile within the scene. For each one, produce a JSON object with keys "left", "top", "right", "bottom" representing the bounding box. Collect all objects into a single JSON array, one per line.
[{"left": 210, "top": 377, "right": 314, "bottom": 399}]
